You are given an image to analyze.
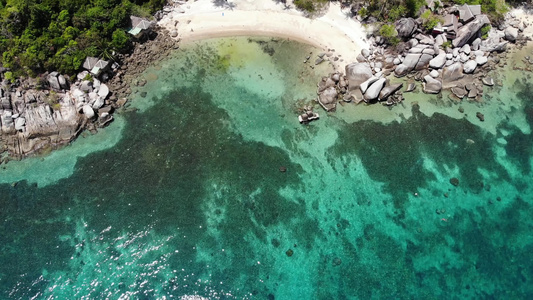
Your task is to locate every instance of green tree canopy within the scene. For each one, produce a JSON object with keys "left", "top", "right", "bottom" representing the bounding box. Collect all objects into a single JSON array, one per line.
[{"left": 0, "top": 0, "right": 163, "bottom": 76}]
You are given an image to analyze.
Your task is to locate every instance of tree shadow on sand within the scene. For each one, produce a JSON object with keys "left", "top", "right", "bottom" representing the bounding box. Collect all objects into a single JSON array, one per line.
[{"left": 212, "top": 0, "right": 236, "bottom": 10}]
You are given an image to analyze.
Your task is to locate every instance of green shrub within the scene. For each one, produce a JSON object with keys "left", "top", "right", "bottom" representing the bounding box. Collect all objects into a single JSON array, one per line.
[
  {"left": 388, "top": 6, "right": 407, "bottom": 21},
  {"left": 47, "top": 91, "right": 61, "bottom": 110},
  {"left": 480, "top": 24, "right": 491, "bottom": 39},
  {"left": 421, "top": 10, "right": 441, "bottom": 31},
  {"left": 83, "top": 73, "right": 93, "bottom": 82},
  {"left": 442, "top": 40, "right": 452, "bottom": 48},
  {"left": 4, "top": 71, "right": 14, "bottom": 83},
  {"left": 294, "top": 0, "right": 315, "bottom": 12},
  {"left": 358, "top": 7, "right": 368, "bottom": 19},
  {"left": 405, "top": 0, "right": 426, "bottom": 17},
  {"left": 379, "top": 24, "right": 400, "bottom": 46}
]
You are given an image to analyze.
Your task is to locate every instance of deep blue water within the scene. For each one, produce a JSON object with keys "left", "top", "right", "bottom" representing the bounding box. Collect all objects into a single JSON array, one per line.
[{"left": 1, "top": 37, "right": 532, "bottom": 299}]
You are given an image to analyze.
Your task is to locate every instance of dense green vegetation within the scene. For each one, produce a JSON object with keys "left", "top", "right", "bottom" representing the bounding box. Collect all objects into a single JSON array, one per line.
[
  {"left": 0, "top": 0, "right": 165, "bottom": 77},
  {"left": 293, "top": 0, "right": 329, "bottom": 13},
  {"left": 378, "top": 24, "right": 399, "bottom": 45}
]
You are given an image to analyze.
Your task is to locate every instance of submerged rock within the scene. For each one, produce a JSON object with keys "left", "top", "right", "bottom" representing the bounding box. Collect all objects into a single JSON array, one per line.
[
  {"left": 450, "top": 177, "right": 460, "bottom": 186},
  {"left": 482, "top": 77, "right": 495, "bottom": 86},
  {"left": 451, "top": 86, "right": 467, "bottom": 99},
  {"left": 405, "top": 83, "right": 416, "bottom": 92}
]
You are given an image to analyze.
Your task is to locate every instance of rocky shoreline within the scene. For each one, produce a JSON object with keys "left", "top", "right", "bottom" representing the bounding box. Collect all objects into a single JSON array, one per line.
[
  {"left": 1, "top": 2, "right": 532, "bottom": 162},
  {"left": 316, "top": 7, "right": 532, "bottom": 114},
  {"left": 0, "top": 21, "right": 179, "bottom": 162}
]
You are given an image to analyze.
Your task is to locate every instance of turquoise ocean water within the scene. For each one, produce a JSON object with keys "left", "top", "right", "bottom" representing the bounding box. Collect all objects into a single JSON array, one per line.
[{"left": 1, "top": 36, "right": 533, "bottom": 299}]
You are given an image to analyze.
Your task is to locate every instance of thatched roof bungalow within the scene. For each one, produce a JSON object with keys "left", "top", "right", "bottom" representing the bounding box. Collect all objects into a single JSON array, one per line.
[
  {"left": 83, "top": 57, "right": 99, "bottom": 71},
  {"left": 128, "top": 16, "right": 153, "bottom": 38},
  {"left": 459, "top": 4, "right": 481, "bottom": 23},
  {"left": 82, "top": 57, "right": 110, "bottom": 76}
]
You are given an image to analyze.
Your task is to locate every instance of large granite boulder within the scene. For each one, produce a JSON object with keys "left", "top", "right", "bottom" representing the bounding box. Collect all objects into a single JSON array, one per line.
[
  {"left": 451, "top": 86, "right": 468, "bottom": 98},
  {"left": 82, "top": 104, "right": 95, "bottom": 119},
  {"left": 363, "top": 78, "right": 386, "bottom": 101},
  {"left": 442, "top": 62, "right": 464, "bottom": 85},
  {"left": 472, "top": 38, "right": 482, "bottom": 50},
  {"left": 345, "top": 63, "right": 373, "bottom": 91},
  {"left": 460, "top": 44, "right": 471, "bottom": 55},
  {"left": 395, "top": 53, "right": 423, "bottom": 77},
  {"left": 318, "top": 86, "right": 338, "bottom": 111},
  {"left": 453, "top": 15, "right": 490, "bottom": 48},
  {"left": 1, "top": 110, "right": 15, "bottom": 133},
  {"left": 361, "top": 48, "right": 370, "bottom": 58},
  {"left": 423, "top": 75, "right": 442, "bottom": 94},
  {"left": 1, "top": 95, "right": 11, "bottom": 109},
  {"left": 463, "top": 60, "right": 478, "bottom": 74},
  {"left": 92, "top": 97, "right": 104, "bottom": 110},
  {"left": 58, "top": 75, "right": 69, "bottom": 90},
  {"left": 394, "top": 64, "right": 410, "bottom": 77},
  {"left": 395, "top": 18, "right": 417, "bottom": 38},
  {"left": 476, "top": 56, "right": 488, "bottom": 66},
  {"left": 504, "top": 26, "right": 519, "bottom": 42},
  {"left": 415, "top": 54, "right": 433, "bottom": 70},
  {"left": 359, "top": 76, "right": 379, "bottom": 94},
  {"left": 14, "top": 117, "right": 25, "bottom": 131},
  {"left": 98, "top": 84, "right": 109, "bottom": 99},
  {"left": 482, "top": 77, "right": 495, "bottom": 86},
  {"left": 379, "top": 83, "right": 403, "bottom": 100},
  {"left": 486, "top": 41, "right": 508, "bottom": 53},
  {"left": 10, "top": 94, "right": 82, "bottom": 156},
  {"left": 318, "top": 77, "right": 336, "bottom": 93},
  {"left": 48, "top": 72, "right": 61, "bottom": 90},
  {"left": 80, "top": 80, "right": 93, "bottom": 92}
]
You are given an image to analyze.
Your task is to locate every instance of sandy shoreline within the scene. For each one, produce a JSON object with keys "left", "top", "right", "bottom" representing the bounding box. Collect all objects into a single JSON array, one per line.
[{"left": 159, "top": 0, "right": 369, "bottom": 70}]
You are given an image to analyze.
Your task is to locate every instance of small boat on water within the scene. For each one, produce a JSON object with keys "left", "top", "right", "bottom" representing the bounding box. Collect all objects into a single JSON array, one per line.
[{"left": 298, "top": 110, "right": 319, "bottom": 124}]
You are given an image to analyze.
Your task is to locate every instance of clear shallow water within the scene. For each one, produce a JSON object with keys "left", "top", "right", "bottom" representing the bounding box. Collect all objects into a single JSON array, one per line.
[{"left": 1, "top": 37, "right": 533, "bottom": 299}]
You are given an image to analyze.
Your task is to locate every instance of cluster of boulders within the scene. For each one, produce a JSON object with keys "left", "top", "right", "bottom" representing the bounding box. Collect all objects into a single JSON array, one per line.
[
  {"left": 316, "top": 8, "right": 531, "bottom": 111},
  {"left": 0, "top": 69, "right": 118, "bottom": 158},
  {"left": 391, "top": 11, "right": 530, "bottom": 99},
  {"left": 0, "top": 76, "right": 80, "bottom": 158},
  {"left": 316, "top": 58, "right": 405, "bottom": 111},
  {"left": 71, "top": 72, "right": 113, "bottom": 125},
  {"left": 0, "top": 23, "right": 180, "bottom": 160}
]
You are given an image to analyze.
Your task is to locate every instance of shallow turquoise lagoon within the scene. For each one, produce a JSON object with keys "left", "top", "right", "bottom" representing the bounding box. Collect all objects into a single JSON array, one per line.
[{"left": 1, "top": 37, "right": 532, "bottom": 299}]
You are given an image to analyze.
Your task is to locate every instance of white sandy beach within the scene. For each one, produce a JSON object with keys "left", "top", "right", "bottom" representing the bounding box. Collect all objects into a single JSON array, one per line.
[{"left": 159, "top": 0, "right": 369, "bottom": 70}]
